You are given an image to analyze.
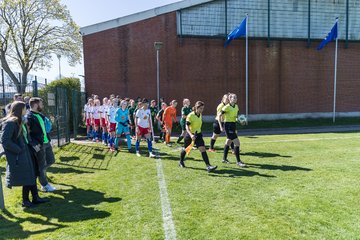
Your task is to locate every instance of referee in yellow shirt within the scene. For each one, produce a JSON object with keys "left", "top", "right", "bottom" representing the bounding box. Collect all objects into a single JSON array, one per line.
[
  {"left": 218, "top": 93, "right": 246, "bottom": 167},
  {"left": 179, "top": 101, "right": 217, "bottom": 172}
]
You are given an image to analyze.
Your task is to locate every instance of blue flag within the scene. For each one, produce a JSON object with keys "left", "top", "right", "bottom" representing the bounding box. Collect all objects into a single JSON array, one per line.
[
  {"left": 317, "top": 20, "right": 338, "bottom": 50},
  {"left": 224, "top": 17, "right": 247, "bottom": 48}
]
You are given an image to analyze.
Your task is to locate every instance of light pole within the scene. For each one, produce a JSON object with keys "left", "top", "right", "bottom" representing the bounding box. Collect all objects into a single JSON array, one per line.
[
  {"left": 57, "top": 54, "right": 61, "bottom": 79},
  {"left": 78, "top": 74, "right": 85, "bottom": 91},
  {"left": 154, "top": 42, "right": 163, "bottom": 111}
]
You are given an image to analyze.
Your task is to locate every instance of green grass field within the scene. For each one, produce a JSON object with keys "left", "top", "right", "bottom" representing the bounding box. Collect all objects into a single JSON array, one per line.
[{"left": 1, "top": 132, "right": 360, "bottom": 239}]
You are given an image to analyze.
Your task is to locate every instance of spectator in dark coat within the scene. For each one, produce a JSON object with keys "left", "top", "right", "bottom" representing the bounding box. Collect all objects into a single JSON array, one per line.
[{"left": 0, "top": 101, "right": 48, "bottom": 208}]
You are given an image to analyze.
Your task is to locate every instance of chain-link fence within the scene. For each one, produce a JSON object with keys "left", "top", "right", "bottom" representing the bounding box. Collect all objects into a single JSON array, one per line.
[
  {"left": 1, "top": 71, "right": 86, "bottom": 147},
  {"left": 0, "top": 69, "right": 48, "bottom": 111}
]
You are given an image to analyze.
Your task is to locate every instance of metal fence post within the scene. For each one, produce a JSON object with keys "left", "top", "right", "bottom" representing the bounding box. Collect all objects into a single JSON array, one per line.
[
  {"left": 1, "top": 69, "right": 5, "bottom": 108},
  {"left": 32, "top": 76, "right": 38, "bottom": 97},
  {"left": 56, "top": 87, "right": 60, "bottom": 147},
  {"left": 72, "top": 90, "right": 78, "bottom": 139},
  {"left": 0, "top": 174, "right": 4, "bottom": 210},
  {"left": 0, "top": 153, "right": 5, "bottom": 210}
]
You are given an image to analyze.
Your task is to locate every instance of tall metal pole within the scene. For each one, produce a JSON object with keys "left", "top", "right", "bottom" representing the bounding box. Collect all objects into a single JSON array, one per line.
[
  {"left": 333, "top": 35, "right": 339, "bottom": 123},
  {"left": 245, "top": 14, "right": 249, "bottom": 118},
  {"left": 154, "top": 42, "right": 163, "bottom": 111},
  {"left": 156, "top": 49, "right": 160, "bottom": 111},
  {"left": 1, "top": 69, "right": 5, "bottom": 107},
  {"left": 57, "top": 54, "right": 61, "bottom": 79}
]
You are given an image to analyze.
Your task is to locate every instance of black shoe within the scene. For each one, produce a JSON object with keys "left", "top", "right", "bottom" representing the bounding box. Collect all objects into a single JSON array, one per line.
[
  {"left": 222, "top": 159, "right": 231, "bottom": 164},
  {"left": 179, "top": 161, "right": 186, "bottom": 168},
  {"left": 22, "top": 200, "right": 35, "bottom": 208},
  {"left": 32, "top": 197, "right": 50, "bottom": 204},
  {"left": 128, "top": 149, "right": 134, "bottom": 153},
  {"left": 207, "top": 165, "right": 217, "bottom": 172}
]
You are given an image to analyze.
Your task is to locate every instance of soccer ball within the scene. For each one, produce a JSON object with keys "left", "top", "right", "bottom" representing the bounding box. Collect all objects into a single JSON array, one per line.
[{"left": 238, "top": 114, "right": 247, "bottom": 125}]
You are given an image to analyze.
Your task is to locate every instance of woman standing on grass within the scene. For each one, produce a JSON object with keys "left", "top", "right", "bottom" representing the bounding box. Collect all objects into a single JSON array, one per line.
[
  {"left": 177, "top": 98, "right": 192, "bottom": 144},
  {"left": 0, "top": 101, "right": 48, "bottom": 208},
  {"left": 219, "top": 93, "right": 246, "bottom": 167},
  {"left": 179, "top": 101, "right": 217, "bottom": 173}
]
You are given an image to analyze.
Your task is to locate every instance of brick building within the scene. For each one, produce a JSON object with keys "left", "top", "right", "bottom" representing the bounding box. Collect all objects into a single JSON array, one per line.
[{"left": 81, "top": 0, "right": 360, "bottom": 120}]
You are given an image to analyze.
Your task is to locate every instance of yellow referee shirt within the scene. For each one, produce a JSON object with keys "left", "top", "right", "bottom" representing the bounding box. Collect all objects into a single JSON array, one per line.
[
  {"left": 186, "top": 112, "right": 202, "bottom": 134},
  {"left": 215, "top": 103, "right": 225, "bottom": 121},
  {"left": 221, "top": 104, "right": 239, "bottom": 122}
]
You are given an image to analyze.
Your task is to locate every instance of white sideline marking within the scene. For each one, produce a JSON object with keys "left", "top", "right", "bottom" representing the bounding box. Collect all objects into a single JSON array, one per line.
[
  {"left": 244, "top": 135, "right": 360, "bottom": 144},
  {"left": 155, "top": 152, "right": 177, "bottom": 240}
]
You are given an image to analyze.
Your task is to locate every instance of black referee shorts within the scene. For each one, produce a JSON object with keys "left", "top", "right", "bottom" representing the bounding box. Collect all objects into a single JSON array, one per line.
[
  {"left": 224, "top": 122, "right": 237, "bottom": 140},
  {"left": 184, "top": 133, "right": 205, "bottom": 148},
  {"left": 213, "top": 121, "right": 224, "bottom": 135}
]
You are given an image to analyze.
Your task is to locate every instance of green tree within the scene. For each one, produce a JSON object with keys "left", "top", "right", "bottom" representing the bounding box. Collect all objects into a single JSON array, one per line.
[{"left": 0, "top": 0, "right": 82, "bottom": 93}]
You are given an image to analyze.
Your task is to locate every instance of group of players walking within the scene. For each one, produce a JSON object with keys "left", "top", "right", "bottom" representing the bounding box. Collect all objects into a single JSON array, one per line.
[{"left": 83, "top": 93, "right": 246, "bottom": 172}]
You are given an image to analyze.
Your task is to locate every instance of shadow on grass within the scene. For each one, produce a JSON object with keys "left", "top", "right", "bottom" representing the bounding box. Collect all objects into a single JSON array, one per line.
[
  {"left": 0, "top": 209, "right": 65, "bottom": 239},
  {"left": 247, "top": 163, "right": 312, "bottom": 172},
  {"left": 0, "top": 183, "right": 121, "bottom": 238},
  {"left": 211, "top": 166, "right": 275, "bottom": 178},
  {"left": 47, "top": 166, "right": 94, "bottom": 175},
  {"left": 24, "top": 183, "right": 121, "bottom": 223},
  {"left": 56, "top": 145, "right": 114, "bottom": 170},
  {"left": 242, "top": 151, "right": 292, "bottom": 158},
  {"left": 157, "top": 151, "right": 198, "bottom": 162}
]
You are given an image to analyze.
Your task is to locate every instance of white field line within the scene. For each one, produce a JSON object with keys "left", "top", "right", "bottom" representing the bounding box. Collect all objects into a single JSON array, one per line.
[
  {"left": 155, "top": 151, "right": 177, "bottom": 240},
  {"left": 243, "top": 135, "right": 360, "bottom": 144}
]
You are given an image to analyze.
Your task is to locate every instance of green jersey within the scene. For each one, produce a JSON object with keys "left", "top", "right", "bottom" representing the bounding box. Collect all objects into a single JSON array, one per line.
[{"left": 180, "top": 106, "right": 192, "bottom": 126}]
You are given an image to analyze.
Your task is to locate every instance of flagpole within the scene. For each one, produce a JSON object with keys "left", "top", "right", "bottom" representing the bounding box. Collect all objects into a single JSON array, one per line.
[
  {"left": 332, "top": 18, "right": 339, "bottom": 123},
  {"left": 245, "top": 14, "right": 249, "bottom": 119},
  {"left": 333, "top": 35, "right": 338, "bottom": 123}
]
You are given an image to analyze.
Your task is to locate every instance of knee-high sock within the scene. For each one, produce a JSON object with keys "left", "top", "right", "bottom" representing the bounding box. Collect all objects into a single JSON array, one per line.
[
  {"left": 135, "top": 140, "right": 140, "bottom": 152},
  {"left": 108, "top": 136, "right": 113, "bottom": 147},
  {"left": 114, "top": 136, "right": 119, "bottom": 148},
  {"left": 177, "top": 136, "right": 184, "bottom": 143},
  {"left": 223, "top": 145, "right": 230, "bottom": 160},
  {"left": 210, "top": 138, "right": 216, "bottom": 149},
  {"left": 102, "top": 132, "right": 106, "bottom": 141},
  {"left": 126, "top": 134, "right": 132, "bottom": 150},
  {"left": 235, "top": 146, "right": 241, "bottom": 163},
  {"left": 201, "top": 152, "right": 210, "bottom": 166},
  {"left": 166, "top": 133, "right": 170, "bottom": 143},
  {"left": 180, "top": 150, "right": 186, "bottom": 162},
  {"left": 147, "top": 139, "right": 152, "bottom": 152}
]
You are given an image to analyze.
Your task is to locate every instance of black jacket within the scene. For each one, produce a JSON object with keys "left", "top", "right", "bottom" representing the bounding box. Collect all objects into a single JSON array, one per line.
[{"left": 26, "top": 111, "right": 51, "bottom": 147}]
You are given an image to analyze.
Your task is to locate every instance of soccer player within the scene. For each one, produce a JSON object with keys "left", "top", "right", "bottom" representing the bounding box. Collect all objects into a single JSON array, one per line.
[
  {"left": 107, "top": 98, "right": 119, "bottom": 151},
  {"left": 163, "top": 100, "right": 178, "bottom": 146},
  {"left": 83, "top": 98, "right": 94, "bottom": 140},
  {"left": 114, "top": 100, "right": 132, "bottom": 152},
  {"left": 177, "top": 98, "right": 192, "bottom": 144},
  {"left": 99, "top": 97, "right": 109, "bottom": 145},
  {"left": 179, "top": 101, "right": 217, "bottom": 172},
  {"left": 156, "top": 102, "right": 167, "bottom": 142},
  {"left": 149, "top": 100, "right": 158, "bottom": 126},
  {"left": 91, "top": 99, "right": 101, "bottom": 142},
  {"left": 219, "top": 93, "right": 246, "bottom": 167},
  {"left": 209, "top": 94, "right": 229, "bottom": 152},
  {"left": 134, "top": 99, "right": 156, "bottom": 158},
  {"left": 128, "top": 99, "right": 136, "bottom": 138}
]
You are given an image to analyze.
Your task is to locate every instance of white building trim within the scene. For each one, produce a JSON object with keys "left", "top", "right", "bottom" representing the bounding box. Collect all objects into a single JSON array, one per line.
[{"left": 80, "top": 0, "right": 214, "bottom": 36}]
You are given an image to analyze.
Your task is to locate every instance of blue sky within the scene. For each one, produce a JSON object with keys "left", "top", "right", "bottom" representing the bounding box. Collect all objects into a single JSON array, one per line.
[{"left": 31, "top": 0, "right": 182, "bottom": 83}]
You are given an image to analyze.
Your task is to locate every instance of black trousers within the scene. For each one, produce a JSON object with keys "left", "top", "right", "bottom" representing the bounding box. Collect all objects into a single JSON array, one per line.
[{"left": 22, "top": 185, "right": 38, "bottom": 201}]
